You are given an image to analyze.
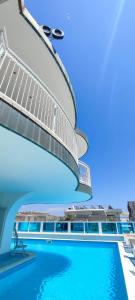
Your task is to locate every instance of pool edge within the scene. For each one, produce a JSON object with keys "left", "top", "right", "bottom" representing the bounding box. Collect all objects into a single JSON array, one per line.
[{"left": 118, "top": 242, "right": 135, "bottom": 300}]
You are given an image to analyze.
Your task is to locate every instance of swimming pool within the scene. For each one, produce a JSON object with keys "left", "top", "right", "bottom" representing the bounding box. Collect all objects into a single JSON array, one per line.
[{"left": 0, "top": 240, "right": 128, "bottom": 300}]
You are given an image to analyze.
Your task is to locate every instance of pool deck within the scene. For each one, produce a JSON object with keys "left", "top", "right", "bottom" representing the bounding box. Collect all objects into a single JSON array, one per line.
[
  {"left": 118, "top": 242, "right": 135, "bottom": 300},
  {"left": 0, "top": 251, "right": 36, "bottom": 277}
]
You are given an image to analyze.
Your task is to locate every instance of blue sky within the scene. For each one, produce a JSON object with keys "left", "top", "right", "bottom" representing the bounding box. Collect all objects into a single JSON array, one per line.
[{"left": 22, "top": 0, "right": 135, "bottom": 214}]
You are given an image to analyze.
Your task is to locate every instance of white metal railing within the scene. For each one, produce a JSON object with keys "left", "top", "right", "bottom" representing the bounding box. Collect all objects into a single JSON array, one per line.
[
  {"left": 78, "top": 161, "right": 91, "bottom": 186},
  {"left": 0, "top": 31, "right": 78, "bottom": 162}
]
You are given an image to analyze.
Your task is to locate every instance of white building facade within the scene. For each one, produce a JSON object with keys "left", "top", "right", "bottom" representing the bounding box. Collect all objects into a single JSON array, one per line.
[
  {"left": 65, "top": 206, "right": 122, "bottom": 221},
  {"left": 0, "top": 0, "right": 92, "bottom": 254}
]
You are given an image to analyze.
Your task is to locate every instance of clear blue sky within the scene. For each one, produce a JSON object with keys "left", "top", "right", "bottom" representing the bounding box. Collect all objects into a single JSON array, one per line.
[{"left": 22, "top": 0, "right": 135, "bottom": 214}]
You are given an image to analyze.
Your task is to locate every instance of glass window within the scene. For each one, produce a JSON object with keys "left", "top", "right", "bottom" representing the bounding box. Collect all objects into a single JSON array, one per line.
[
  {"left": 85, "top": 223, "right": 99, "bottom": 233},
  {"left": 102, "top": 223, "right": 117, "bottom": 234},
  {"left": 29, "top": 222, "right": 40, "bottom": 232},
  {"left": 18, "top": 222, "right": 29, "bottom": 232},
  {"left": 43, "top": 222, "right": 55, "bottom": 232},
  {"left": 71, "top": 222, "right": 84, "bottom": 233},
  {"left": 117, "top": 223, "right": 134, "bottom": 234},
  {"left": 56, "top": 222, "right": 68, "bottom": 232}
]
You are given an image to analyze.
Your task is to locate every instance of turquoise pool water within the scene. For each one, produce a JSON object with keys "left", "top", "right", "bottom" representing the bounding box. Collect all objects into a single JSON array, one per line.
[{"left": 0, "top": 240, "right": 128, "bottom": 300}]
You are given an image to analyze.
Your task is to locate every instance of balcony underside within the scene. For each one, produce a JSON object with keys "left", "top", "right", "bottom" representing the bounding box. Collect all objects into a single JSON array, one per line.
[{"left": 0, "top": 101, "right": 91, "bottom": 203}]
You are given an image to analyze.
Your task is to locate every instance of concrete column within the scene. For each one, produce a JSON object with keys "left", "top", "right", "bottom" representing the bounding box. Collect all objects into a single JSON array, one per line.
[{"left": 0, "top": 192, "right": 33, "bottom": 254}]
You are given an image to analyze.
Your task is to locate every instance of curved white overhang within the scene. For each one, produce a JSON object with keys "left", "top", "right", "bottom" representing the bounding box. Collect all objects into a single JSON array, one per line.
[
  {"left": 0, "top": 0, "right": 92, "bottom": 203},
  {"left": 76, "top": 129, "right": 89, "bottom": 158},
  {"left": 0, "top": 125, "right": 91, "bottom": 203},
  {"left": 0, "top": 0, "right": 76, "bottom": 127}
]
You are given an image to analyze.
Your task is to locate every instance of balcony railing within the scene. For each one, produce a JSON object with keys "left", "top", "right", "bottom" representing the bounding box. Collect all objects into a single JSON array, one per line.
[
  {"left": 0, "top": 31, "right": 78, "bottom": 162},
  {"left": 15, "top": 221, "right": 135, "bottom": 235},
  {"left": 78, "top": 161, "right": 91, "bottom": 187}
]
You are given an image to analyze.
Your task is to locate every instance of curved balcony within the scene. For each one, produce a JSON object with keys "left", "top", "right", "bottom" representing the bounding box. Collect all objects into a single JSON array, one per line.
[
  {"left": 0, "top": 31, "right": 92, "bottom": 205},
  {"left": 0, "top": 31, "right": 78, "bottom": 167},
  {"left": 76, "top": 129, "right": 89, "bottom": 158},
  {"left": 78, "top": 161, "right": 92, "bottom": 196}
]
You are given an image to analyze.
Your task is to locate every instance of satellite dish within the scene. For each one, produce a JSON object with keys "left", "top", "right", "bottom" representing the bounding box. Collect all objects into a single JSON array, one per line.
[
  {"left": 52, "top": 28, "right": 64, "bottom": 40},
  {"left": 42, "top": 25, "right": 51, "bottom": 37}
]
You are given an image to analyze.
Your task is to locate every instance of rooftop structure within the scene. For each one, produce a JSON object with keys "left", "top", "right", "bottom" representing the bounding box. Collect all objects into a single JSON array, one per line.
[
  {"left": 0, "top": 0, "right": 92, "bottom": 254},
  {"left": 127, "top": 201, "right": 135, "bottom": 221},
  {"left": 120, "top": 212, "right": 129, "bottom": 222},
  {"left": 16, "top": 211, "right": 59, "bottom": 221},
  {"left": 64, "top": 205, "right": 122, "bottom": 221}
]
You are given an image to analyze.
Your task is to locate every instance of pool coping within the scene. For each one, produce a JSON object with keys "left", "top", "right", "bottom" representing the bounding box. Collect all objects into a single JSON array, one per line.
[
  {"left": 0, "top": 251, "right": 36, "bottom": 278},
  {"left": 18, "top": 236, "right": 121, "bottom": 243},
  {"left": 17, "top": 232, "right": 124, "bottom": 242},
  {"left": 118, "top": 242, "right": 135, "bottom": 300}
]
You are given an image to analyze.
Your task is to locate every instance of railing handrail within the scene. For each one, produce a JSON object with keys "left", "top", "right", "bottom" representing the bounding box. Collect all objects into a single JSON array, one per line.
[{"left": 15, "top": 221, "right": 135, "bottom": 224}]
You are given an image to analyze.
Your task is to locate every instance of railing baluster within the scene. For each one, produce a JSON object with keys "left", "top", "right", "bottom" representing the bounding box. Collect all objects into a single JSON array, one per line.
[
  {"left": 0, "top": 48, "right": 6, "bottom": 71},
  {"left": 29, "top": 82, "right": 36, "bottom": 112},
  {"left": 33, "top": 84, "right": 40, "bottom": 116},
  {"left": 46, "top": 95, "right": 50, "bottom": 129},
  {"left": 4, "top": 62, "right": 16, "bottom": 94},
  {"left": 16, "top": 70, "right": 25, "bottom": 103},
  {"left": 20, "top": 74, "right": 29, "bottom": 106},
  {"left": 0, "top": 57, "right": 11, "bottom": 89},
  {"left": 43, "top": 94, "right": 48, "bottom": 125},
  {"left": 25, "top": 77, "right": 33, "bottom": 109},
  {"left": 36, "top": 88, "right": 43, "bottom": 119},
  {"left": 40, "top": 92, "right": 45, "bottom": 122},
  {"left": 11, "top": 66, "right": 21, "bottom": 100}
]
